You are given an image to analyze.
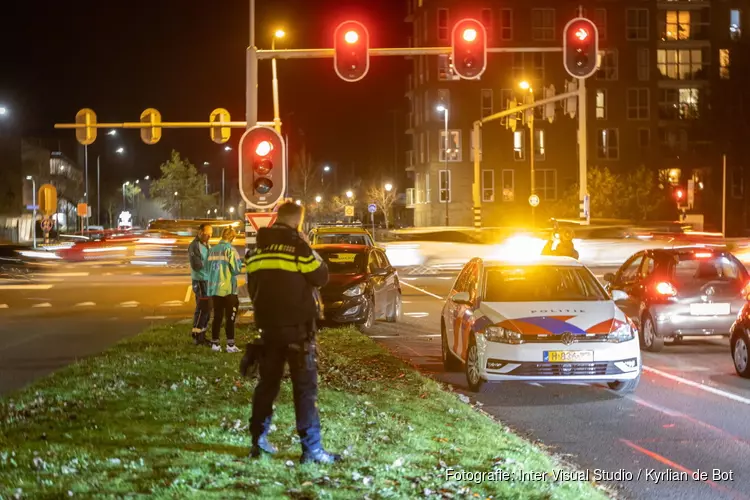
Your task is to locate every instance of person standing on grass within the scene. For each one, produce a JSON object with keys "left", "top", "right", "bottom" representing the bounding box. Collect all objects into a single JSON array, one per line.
[
  {"left": 188, "top": 223, "right": 212, "bottom": 345},
  {"left": 243, "top": 201, "right": 341, "bottom": 465},
  {"left": 207, "top": 227, "right": 243, "bottom": 353}
]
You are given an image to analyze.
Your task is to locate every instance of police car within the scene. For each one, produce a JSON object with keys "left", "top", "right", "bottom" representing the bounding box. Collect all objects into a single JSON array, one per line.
[{"left": 441, "top": 256, "right": 641, "bottom": 393}]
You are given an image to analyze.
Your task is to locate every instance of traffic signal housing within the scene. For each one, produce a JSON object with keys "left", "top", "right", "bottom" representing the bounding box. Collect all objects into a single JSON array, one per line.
[
  {"left": 239, "top": 126, "right": 287, "bottom": 210},
  {"left": 674, "top": 186, "right": 686, "bottom": 206},
  {"left": 451, "top": 19, "right": 487, "bottom": 80},
  {"left": 563, "top": 17, "right": 599, "bottom": 79},
  {"left": 334, "top": 20, "right": 370, "bottom": 82}
]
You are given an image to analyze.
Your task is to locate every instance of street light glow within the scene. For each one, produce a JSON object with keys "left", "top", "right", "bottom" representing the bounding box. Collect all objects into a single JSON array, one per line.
[
  {"left": 436, "top": 104, "right": 446, "bottom": 112},
  {"left": 275, "top": 29, "right": 286, "bottom": 38},
  {"left": 345, "top": 190, "right": 354, "bottom": 199},
  {"left": 323, "top": 165, "right": 331, "bottom": 172},
  {"left": 384, "top": 183, "right": 393, "bottom": 192},
  {"left": 462, "top": 28, "right": 478, "bottom": 42},
  {"left": 135, "top": 179, "right": 140, "bottom": 184},
  {"left": 295, "top": 199, "right": 302, "bottom": 206},
  {"left": 344, "top": 30, "right": 359, "bottom": 44},
  {"left": 107, "top": 130, "right": 117, "bottom": 136},
  {"left": 174, "top": 191, "right": 178, "bottom": 196},
  {"left": 224, "top": 145, "right": 232, "bottom": 151},
  {"left": 315, "top": 195, "right": 322, "bottom": 203},
  {"left": 519, "top": 81, "right": 530, "bottom": 90},
  {"left": 144, "top": 175, "right": 150, "bottom": 180},
  {"left": 255, "top": 140, "right": 273, "bottom": 156},
  {"left": 0, "top": 107, "right": 8, "bottom": 115},
  {"left": 116, "top": 147, "right": 125, "bottom": 154},
  {"left": 229, "top": 207, "right": 235, "bottom": 213},
  {"left": 124, "top": 181, "right": 130, "bottom": 186},
  {"left": 26, "top": 176, "right": 32, "bottom": 180}
]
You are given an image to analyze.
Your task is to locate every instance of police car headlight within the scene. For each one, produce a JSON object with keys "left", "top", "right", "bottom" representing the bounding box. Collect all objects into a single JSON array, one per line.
[
  {"left": 607, "top": 321, "right": 635, "bottom": 343},
  {"left": 484, "top": 326, "right": 523, "bottom": 344},
  {"left": 343, "top": 282, "right": 367, "bottom": 297}
]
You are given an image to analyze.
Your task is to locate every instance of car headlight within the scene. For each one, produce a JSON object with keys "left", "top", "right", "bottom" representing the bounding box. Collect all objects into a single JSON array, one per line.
[
  {"left": 607, "top": 321, "right": 636, "bottom": 343},
  {"left": 343, "top": 282, "right": 367, "bottom": 297},
  {"left": 484, "top": 326, "right": 523, "bottom": 344}
]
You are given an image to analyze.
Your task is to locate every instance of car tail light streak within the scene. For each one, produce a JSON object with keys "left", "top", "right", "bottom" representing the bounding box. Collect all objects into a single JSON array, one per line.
[
  {"left": 655, "top": 281, "right": 677, "bottom": 297},
  {"left": 694, "top": 252, "right": 713, "bottom": 259},
  {"left": 484, "top": 326, "right": 523, "bottom": 344}
]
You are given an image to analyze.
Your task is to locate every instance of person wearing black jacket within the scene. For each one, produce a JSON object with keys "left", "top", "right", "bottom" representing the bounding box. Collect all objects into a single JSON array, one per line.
[
  {"left": 243, "top": 202, "right": 340, "bottom": 464},
  {"left": 188, "top": 223, "right": 212, "bottom": 345}
]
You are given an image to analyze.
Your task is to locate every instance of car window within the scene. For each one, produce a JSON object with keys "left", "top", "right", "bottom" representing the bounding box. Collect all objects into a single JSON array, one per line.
[
  {"left": 316, "top": 250, "right": 367, "bottom": 275},
  {"left": 618, "top": 254, "right": 644, "bottom": 284},
  {"left": 367, "top": 251, "right": 380, "bottom": 273},
  {"left": 484, "top": 265, "right": 609, "bottom": 302},
  {"left": 671, "top": 253, "right": 745, "bottom": 287},
  {"left": 640, "top": 255, "right": 655, "bottom": 279},
  {"left": 466, "top": 264, "right": 480, "bottom": 302},
  {"left": 315, "top": 233, "right": 369, "bottom": 245},
  {"left": 454, "top": 262, "right": 474, "bottom": 292},
  {"left": 375, "top": 250, "right": 389, "bottom": 269}
]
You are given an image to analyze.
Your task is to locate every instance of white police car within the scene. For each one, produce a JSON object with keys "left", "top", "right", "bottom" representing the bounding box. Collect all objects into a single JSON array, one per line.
[{"left": 441, "top": 256, "right": 641, "bottom": 393}]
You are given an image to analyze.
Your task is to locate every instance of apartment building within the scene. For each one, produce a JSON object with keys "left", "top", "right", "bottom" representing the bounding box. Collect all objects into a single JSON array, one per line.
[{"left": 404, "top": 0, "right": 750, "bottom": 233}]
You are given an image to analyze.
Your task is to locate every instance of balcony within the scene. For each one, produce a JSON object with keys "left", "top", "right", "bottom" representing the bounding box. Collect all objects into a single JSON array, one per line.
[{"left": 405, "top": 188, "right": 416, "bottom": 208}]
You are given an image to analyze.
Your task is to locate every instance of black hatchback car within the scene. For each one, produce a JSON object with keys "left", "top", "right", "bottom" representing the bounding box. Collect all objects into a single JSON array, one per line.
[
  {"left": 313, "top": 244, "right": 402, "bottom": 331},
  {"left": 604, "top": 247, "right": 749, "bottom": 352}
]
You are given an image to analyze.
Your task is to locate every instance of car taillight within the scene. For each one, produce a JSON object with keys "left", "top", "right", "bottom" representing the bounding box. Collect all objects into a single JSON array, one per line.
[
  {"left": 655, "top": 281, "right": 677, "bottom": 296},
  {"left": 695, "top": 252, "right": 712, "bottom": 259}
]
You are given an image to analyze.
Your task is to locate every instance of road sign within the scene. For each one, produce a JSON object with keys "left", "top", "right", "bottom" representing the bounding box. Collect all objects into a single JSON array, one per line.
[
  {"left": 75, "top": 108, "right": 97, "bottom": 145},
  {"left": 41, "top": 218, "right": 53, "bottom": 232},
  {"left": 38, "top": 184, "right": 57, "bottom": 216},
  {"left": 245, "top": 212, "right": 278, "bottom": 232},
  {"left": 344, "top": 205, "right": 355, "bottom": 217},
  {"left": 77, "top": 203, "right": 88, "bottom": 217},
  {"left": 528, "top": 194, "right": 540, "bottom": 207},
  {"left": 210, "top": 108, "right": 232, "bottom": 144},
  {"left": 368, "top": 203, "right": 377, "bottom": 213},
  {"left": 140, "top": 108, "right": 162, "bottom": 145}
]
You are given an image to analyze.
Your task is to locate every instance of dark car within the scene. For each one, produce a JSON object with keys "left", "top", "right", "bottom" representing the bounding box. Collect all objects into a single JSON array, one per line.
[
  {"left": 730, "top": 304, "right": 750, "bottom": 378},
  {"left": 604, "top": 247, "right": 749, "bottom": 352},
  {"left": 314, "top": 244, "right": 401, "bottom": 331}
]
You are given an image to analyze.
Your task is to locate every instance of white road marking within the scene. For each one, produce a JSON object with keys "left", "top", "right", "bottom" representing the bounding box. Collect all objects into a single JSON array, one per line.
[
  {"left": 103, "top": 273, "right": 113, "bottom": 276},
  {"left": 132, "top": 272, "right": 142, "bottom": 275},
  {"left": 400, "top": 281, "right": 443, "bottom": 300},
  {"left": 35, "top": 272, "right": 89, "bottom": 277},
  {"left": 144, "top": 316, "right": 167, "bottom": 320},
  {"left": 32, "top": 303, "right": 52, "bottom": 308},
  {"left": 160, "top": 300, "right": 185, "bottom": 307},
  {"left": 40, "top": 278, "right": 65, "bottom": 282},
  {"left": 436, "top": 277, "right": 453, "bottom": 280},
  {"left": 183, "top": 285, "right": 192, "bottom": 303},
  {"left": 0, "top": 304, "right": 8, "bottom": 309},
  {"left": 177, "top": 318, "right": 192, "bottom": 325},
  {"left": 118, "top": 301, "right": 140, "bottom": 308},
  {"left": 415, "top": 334, "right": 441, "bottom": 338},
  {"left": 74, "top": 302, "right": 96, "bottom": 307},
  {"left": 369, "top": 335, "right": 400, "bottom": 339},
  {"left": 0, "top": 284, "right": 54, "bottom": 290},
  {"left": 643, "top": 365, "right": 750, "bottom": 406},
  {"left": 405, "top": 312, "right": 429, "bottom": 318},
  {"left": 402, "top": 277, "right": 417, "bottom": 281},
  {"left": 527, "top": 382, "right": 544, "bottom": 387}
]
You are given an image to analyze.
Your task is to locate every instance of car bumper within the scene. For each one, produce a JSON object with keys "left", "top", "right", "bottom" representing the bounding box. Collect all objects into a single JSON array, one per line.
[
  {"left": 322, "top": 295, "right": 369, "bottom": 324},
  {"left": 651, "top": 303, "right": 741, "bottom": 337},
  {"left": 477, "top": 336, "right": 641, "bottom": 383}
]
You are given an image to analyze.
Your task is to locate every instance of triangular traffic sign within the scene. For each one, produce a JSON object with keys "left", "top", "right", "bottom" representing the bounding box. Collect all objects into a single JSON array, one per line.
[{"left": 245, "top": 212, "right": 278, "bottom": 232}]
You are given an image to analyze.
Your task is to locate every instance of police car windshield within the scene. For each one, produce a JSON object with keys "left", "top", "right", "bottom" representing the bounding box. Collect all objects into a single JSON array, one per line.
[
  {"left": 315, "top": 234, "right": 369, "bottom": 245},
  {"left": 484, "top": 266, "right": 608, "bottom": 302},
  {"left": 317, "top": 250, "right": 367, "bottom": 275}
]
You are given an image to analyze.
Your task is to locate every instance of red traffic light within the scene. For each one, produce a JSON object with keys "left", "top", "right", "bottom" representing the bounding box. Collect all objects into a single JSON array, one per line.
[
  {"left": 239, "top": 126, "right": 287, "bottom": 209},
  {"left": 563, "top": 17, "right": 599, "bottom": 79},
  {"left": 334, "top": 20, "right": 370, "bottom": 82},
  {"left": 675, "top": 189, "right": 685, "bottom": 200},
  {"left": 451, "top": 18, "right": 487, "bottom": 80}
]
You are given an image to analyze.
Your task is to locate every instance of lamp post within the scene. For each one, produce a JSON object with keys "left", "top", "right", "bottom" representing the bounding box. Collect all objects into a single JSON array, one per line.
[
  {"left": 322, "top": 164, "right": 331, "bottom": 187},
  {"left": 519, "top": 80, "right": 535, "bottom": 226},
  {"left": 315, "top": 195, "right": 322, "bottom": 203},
  {"left": 222, "top": 146, "right": 232, "bottom": 213},
  {"left": 271, "top": 29, "right": 285, "bottom": 133},
  {"left": 26, "top": 176, "right": 36, "bottom": 248},
  {"left": 436, "top": 104, "right": 449, "bottom": 226}
]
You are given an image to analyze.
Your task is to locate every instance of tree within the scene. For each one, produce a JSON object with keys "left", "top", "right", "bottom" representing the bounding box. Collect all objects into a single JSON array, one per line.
[
  {"left": 621, "top": 165, "right": 662, "bottom": 222},
  {"left": 551, "top": 166, "right": 621, "bottom": 219},
  {"left": 289, "top": 146, "right": 319, "bottom": 205},
  {"left": 149, "top": 150, "right": 215, "bottom": 218},
  {"left": 366, "top": 185, "right": 397, "bottom": 229}
]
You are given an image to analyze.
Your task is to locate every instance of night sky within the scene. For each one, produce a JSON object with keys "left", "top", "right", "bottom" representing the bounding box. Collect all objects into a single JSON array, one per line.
[{"left": 0, "top": 0, "right": 409, "bottom": 190}]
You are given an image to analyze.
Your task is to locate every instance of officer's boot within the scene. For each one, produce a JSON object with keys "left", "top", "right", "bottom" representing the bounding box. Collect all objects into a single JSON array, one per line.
[
  {"left": 249, "top": 434, "right": 278, "bottom": 458},
  {"left": 300, "top": 448, "right": 342, "bottom": 465}
]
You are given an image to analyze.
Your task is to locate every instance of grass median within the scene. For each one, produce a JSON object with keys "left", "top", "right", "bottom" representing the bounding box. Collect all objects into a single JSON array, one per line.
[{"left": 0, "top": 325, "right": 607, "bottom": 499}]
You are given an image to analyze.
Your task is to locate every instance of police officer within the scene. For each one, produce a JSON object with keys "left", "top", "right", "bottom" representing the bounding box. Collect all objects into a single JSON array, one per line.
[
  {"left": 188, "top": 223, "right": 212, "bottom": 345},
  {"left": 243, "top": 201, "right": 340, "bottom": 464}
]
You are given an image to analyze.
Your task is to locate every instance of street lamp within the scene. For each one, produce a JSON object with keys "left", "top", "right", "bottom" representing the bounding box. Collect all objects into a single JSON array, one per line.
[
  {"left": 295, "top": 199, "right": 302, "bottom": 206},
  {"left": 229, "top": 206, "right": 235, "bottom": 214},
  {"left": 436, "top": 104, "right": 449, "bottom": 226},
  {"left": 203, "top": 161, "right": 209, "bottom": 166},
  {"left": 144, "top": 175, "right": 150, "bottom": 181},
  {"left": 384, "top": 183, "right": 393, "bottom": 192},
  {"left": 323, "top": 165, "right": 331, "bottom": 172},
  {"left": 271, "top": 29, "right": 286, "bottom": 133},
  {"left": 107, "top": 130, "right": 117, "bottom": 136},
  {"left": 224, "top": 145, "right": 232, "bottom": 151},
  {"left": 26, "top": 176, "right": 36, "bottom": 248},
  {"left": 135, "top": 179, "right": 140, "bottom": 184},
  {"left": 345, "top": 190, "right": 354, "bottom": 199},
  {"left": 322, "top": 164, "right": 332, "bottom": 187},
  {"left": 519, "top": 80, "right": 536, "bottom": 226},
  {"left": 0, "top": 106, "right": 7, "bottom": 116},
  {"left": 116, "top": 147, "right": 124, "bottom": 154},
  {"left": 122, "top": 181, "right": 130, "bottom": 209},
  {"left": 315, "top": 195, "right": 322, "bottom": 203}
]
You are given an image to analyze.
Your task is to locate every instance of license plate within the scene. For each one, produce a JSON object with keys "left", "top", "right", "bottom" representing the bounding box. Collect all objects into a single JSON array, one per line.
[
  {"left": 544, "top": 350, "right": 594, "bottom": 362},
  {"left": 690, "top": 303, "right": 730, "bottom": 316}
]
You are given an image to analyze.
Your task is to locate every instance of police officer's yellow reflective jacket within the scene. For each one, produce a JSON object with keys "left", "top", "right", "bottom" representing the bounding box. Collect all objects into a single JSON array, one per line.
[{"left": 245, "top": 223, "right": 328, "bottom": 329}]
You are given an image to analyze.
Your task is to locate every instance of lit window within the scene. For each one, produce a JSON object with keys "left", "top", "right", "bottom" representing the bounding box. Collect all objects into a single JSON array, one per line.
[
  {"left": 425, "top": 172, "right": 431, "bottom": 203},
  {"left": 597, "top": 129, "right": 619, "bottom": 160},
  {"left": 659, "top": 89, "right": 700, "bottom": 120},
  {"left": 439, "top": 130, "right": 461, "bottom": 162},
  {"left": 596, "top": 90, "right": 606, "bottom": 119},
  {"left": 657, "top": 49, "right": 707, "bottom": 80},
  {"left": 513, "top": 130, "right": 525, "bottom": 160},
  {"left": 665, "top": 11, "right": 691, "bottom": 41},
  {"left": 534, "top": 129, "right": 545, "bottom": 161},
  {"left": 439, "top": 170, "right": 451, "bottom": 203},
  {"left": 482, "top": 170, "right": 495, "bottom": 202},
  {"left": 720, "top": 49, "right": 730, "bottom": 79},
  {"left": 730, "top": 9, "right": 741, "bottom": 40}
]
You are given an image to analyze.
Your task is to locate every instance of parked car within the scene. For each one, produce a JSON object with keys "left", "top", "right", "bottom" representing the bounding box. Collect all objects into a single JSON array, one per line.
[
  {"left": 605, "top": 247, "right": 749, "bottom": 352},
  {"left": 309, "top": 224, "right": 374, "bottom": 247},
  {"left": 730, "top": 304, "right": 750, "bottom": 378},
  {"left": 313, "top": 244, "right": 401, "bottom": 331}
]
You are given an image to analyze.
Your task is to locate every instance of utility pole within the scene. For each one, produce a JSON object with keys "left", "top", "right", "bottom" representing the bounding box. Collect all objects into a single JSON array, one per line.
[
  {"left": 578, "top": 77, "right": 589, "bottom": 224},
  {"left": 246, "top": 0, "right": 258, "bottom": 129},
  {"left": 97, "top": 156, "right": 101, "bottom": 226},
  {"left": 527, "top": 90, "right": 536, "bottom": 227},
  {"left": 722, "top": 154, "right": 727, "bottom": 236},
  {"left": 84, "top": 144, "right": 89, "bottom": 231}
]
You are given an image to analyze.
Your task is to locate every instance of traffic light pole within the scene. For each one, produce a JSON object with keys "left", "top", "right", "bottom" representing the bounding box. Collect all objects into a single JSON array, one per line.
[
  {"left": 246, "top": 0, "right": 258, "bottom": 130},
  {"left": 577, "top": 77, "right": 589, "bottom": 225}
]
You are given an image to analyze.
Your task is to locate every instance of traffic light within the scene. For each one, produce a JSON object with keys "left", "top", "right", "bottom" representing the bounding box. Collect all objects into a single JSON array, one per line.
[
  {"left": 140, "top": 108, "right": 162, "bottom": 145},
  {"left": 563, "top": 17, "right": 599, "bottom": 79},
  {"left": 334, "top": 20, "right": 369, "bottom": 82},
  {"left": 451, "top": 19, "right": 487, "bottom": 80},
  {"left": 239, "top": 126, "right": 287, "bottom": 210},
  {"left": 674, "top": 187, "right": 685, "bottom": 203}
]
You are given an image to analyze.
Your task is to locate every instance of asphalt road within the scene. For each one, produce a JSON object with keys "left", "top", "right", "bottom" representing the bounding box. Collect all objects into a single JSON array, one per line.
[
  {"left": 366, "top": 269, "right": 750, "bottom": 500},
  {"left": 0, "top": 263, "right": 251, "bottom": 395}
]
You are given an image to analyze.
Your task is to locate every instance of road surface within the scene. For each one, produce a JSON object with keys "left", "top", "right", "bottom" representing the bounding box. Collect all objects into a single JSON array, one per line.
[
  {"left": 366, "top": 270, "right": 750, "bottom": 500},
  {"left": 0, "top": 263, "right": 251, "bottom": 394}
]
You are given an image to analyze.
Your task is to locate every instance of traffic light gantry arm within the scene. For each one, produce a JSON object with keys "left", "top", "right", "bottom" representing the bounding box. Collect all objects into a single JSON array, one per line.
[
  {"left": 477, "top": 89, "right": 579, "bottom": 126},
  {"left": 256, "top": 46, "right": 562, "bottom": 60},
  {"left": 54, "top": 121, "right": 272, "bottom": 130}
]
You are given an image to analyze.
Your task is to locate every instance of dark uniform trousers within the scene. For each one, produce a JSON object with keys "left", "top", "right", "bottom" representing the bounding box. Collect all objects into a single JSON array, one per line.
[
  {"left": 191, "top": 280, "right": 211, "bottom": 335},
  {"left": 250, "top": 325, "right": 321, "bottom": 453}
]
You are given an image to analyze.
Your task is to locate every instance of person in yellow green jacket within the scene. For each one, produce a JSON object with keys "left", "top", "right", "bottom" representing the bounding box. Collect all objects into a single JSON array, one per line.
[{"left": 207, "top": 227, "right": 243, "bottom": 353}]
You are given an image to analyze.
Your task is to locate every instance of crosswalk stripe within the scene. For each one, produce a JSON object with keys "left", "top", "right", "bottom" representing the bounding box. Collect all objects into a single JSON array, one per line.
[
  {"left": 32, "top": 303, "right": 52, "bottom": 308},
  {"left": 0, "top": 304, "right": 8, "bottom": 309},
  {"left": 118, "top": 301, "right": 140, "bottom": 308},
  {"left": 0, "top": 284, "right": 54, "bottom": 290},
  {"left": 74, "top": 302, "right": 96, "bottom": 307}
]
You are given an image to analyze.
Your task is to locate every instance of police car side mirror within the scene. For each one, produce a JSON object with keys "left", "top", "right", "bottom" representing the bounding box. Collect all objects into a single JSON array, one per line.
[
  {"left": 611, "top": 290, "right": 628, "bottom": 301},
  {"left": 372, "top": 267, "right": 389, "bottom": 277},
  {"left": 452, "top": 291, "right": 472, "bottom": 306}
]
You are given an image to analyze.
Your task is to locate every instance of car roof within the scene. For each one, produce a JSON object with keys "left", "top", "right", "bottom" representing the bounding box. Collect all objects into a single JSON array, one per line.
[
  {"left": 479, "top": 256, "right": 585, "bottom": 268},
  {"left": 311, "top": 226, "right": 369, "bottom": 234},
  {"left": 650, "top": 246, "right": 730, "bottom": 256},
  {"left": 312, "top": 244, "right": 370, "bottom": 252}
]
